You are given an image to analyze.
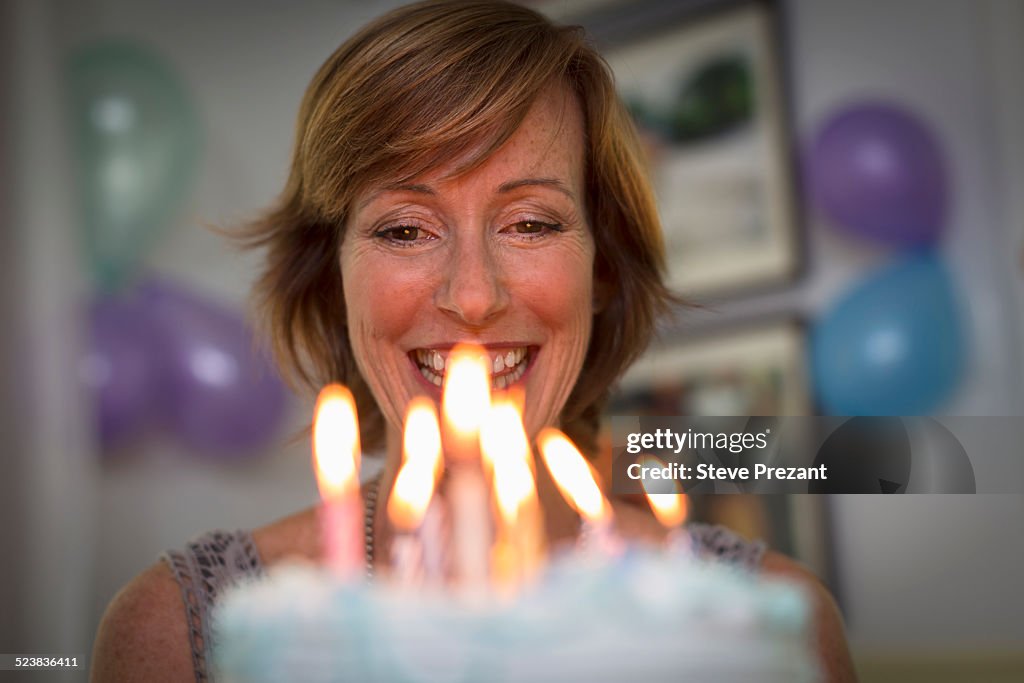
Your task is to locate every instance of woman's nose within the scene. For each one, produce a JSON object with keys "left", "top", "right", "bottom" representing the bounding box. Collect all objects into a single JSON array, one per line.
[{"left": 434, "top": 235, "right": 509, "bottom": 326}]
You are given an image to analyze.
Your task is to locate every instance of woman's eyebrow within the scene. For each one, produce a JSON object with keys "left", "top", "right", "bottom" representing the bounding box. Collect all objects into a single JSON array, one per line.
[
  {"left": 357, "top": 183, "right": 435, "bottom": 211},
  {"left": 498, "top": 177, "right": 576, "bottom": 201},
  {"left": 358, "top": 178, "right": 575, "bottom": 212}
]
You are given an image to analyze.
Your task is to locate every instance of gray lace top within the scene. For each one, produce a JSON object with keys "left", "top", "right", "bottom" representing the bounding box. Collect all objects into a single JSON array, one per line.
[{"left": 162, "top": 505, "right": 765, "bottom": 683}]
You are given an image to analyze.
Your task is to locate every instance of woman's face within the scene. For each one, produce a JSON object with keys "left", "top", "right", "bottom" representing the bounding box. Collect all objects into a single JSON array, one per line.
[{"left": 341, "top": 84, "right": 594, "bottom": 444}]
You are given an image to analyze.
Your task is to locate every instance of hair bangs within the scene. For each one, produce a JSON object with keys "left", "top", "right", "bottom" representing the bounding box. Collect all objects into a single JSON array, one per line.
[{"left": 297, "top": 8, "right": 580, "bottom": 224}]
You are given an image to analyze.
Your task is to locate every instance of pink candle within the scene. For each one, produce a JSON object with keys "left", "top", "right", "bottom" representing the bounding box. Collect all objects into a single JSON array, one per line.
[
  {"left": 441, "top": 345, "right": 494, "bottom": 593},
  {"left": 638, "top": 454, "right": 691, "bottom": 553},
  {"left": 312, "top": 384, "right": 365, "bottom": 579},
  {"left": 481, "top": 395, "right": 544, "bottom": 590},
  {"left": 418, "top": 496, "right": 447, "bottom": 581},
  {"left": 386, "top": 397, "right": 444, "bottom": 586},
  {"left": 537, "top": 428, "right": 622, "bottom": 556}
]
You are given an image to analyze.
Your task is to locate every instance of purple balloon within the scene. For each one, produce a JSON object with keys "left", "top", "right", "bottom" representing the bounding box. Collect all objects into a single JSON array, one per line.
[
  {"left": 140, "top": 280, "right": 288, "bottom": 457},
  {"left": 807, "top": 102, "right": 948, "bottom": 245},
  {"left": 84, "top": 294, "right": 163, "bottom": 450}
]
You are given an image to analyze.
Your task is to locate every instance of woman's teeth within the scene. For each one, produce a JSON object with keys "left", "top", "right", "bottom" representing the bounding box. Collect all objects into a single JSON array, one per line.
[{"left": 414, "top": 348, "right": 528, "bottom": 389}]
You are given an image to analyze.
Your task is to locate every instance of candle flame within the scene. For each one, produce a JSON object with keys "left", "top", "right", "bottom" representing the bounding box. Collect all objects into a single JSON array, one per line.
[
  {"left": 638, "top": 455, "right": 689, "bottom": 527},
  {"left": 312, "top": 384, "right": 360, "bottom": 500},
  {"left": 481, "top": 397, "right": 537, "bottom": 522},
  {"left": 389, "top": 398, "right": 443, "bottom": 530},
  {"left": 441, "top": 344, "right": 492, "bottom": 444},
  {"left": 537, "top": 428, "right": 609, "bottom": 523},
  {"left": 503, "top": 384, "right": 526, "bottom": 414}
]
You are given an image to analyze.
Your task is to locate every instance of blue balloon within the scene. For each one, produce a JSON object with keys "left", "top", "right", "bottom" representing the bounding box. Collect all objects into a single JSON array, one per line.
[{"left": 812, "top": 253, "right": 965, "bottom": 415}]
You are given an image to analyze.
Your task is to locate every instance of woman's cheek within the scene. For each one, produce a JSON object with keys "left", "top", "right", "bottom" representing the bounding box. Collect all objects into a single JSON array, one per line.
[
  {"left": 342, "top": 252, "right": 436, "bottom": 433},
  {"left": 516, "top": 247, "right": 594, "bottom": 328},
  {"left": 517, "top": 249, "right": 595, "bottom": 421},
  {"left": 344, "top": 253, "right": 430, "bottom": 341}
]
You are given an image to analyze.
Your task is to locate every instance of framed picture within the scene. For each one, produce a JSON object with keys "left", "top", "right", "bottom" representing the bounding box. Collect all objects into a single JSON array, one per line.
[
  {"left": 609, "top": 319, "right": 811, "bottom": 416},
  {"left": 606, "top": 321, "right": 837, "bottom": 589},
  {"left": 572, "top": 0, "right": 802, "bottom": 297}
]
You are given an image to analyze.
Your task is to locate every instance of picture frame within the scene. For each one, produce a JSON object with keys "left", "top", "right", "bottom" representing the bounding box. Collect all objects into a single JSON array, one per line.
[
  {"left": 609, "top": 318, "right": 812, "bottom": 417},
  {"left": 573, "top": 0, "right": 802, "bottom": 297},
  {"left": 606, "top": 320, "right": 837, "bottom": 590}
]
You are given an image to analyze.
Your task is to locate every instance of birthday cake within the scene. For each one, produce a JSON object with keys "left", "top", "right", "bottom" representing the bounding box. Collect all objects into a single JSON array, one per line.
[
  {"left": 213, "top": 362, "right": 818, "bottom": 682},
  {"left": 212, "top": 544, "right": 818, "bottom": 683}
]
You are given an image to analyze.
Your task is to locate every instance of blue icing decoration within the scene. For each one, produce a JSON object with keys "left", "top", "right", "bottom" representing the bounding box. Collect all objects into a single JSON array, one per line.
[
  {"left": 759, "top": 582, "right": 811, "bottom": 632},
  {"left": 213, "top": 552, "right": 817, "bottom": 683}
]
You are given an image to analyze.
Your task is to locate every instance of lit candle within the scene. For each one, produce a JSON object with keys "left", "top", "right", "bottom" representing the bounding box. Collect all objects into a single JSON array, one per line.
[
  {"left": 481, "top": 396, "right": 544, "bottom": 591},
  {"left": 386, "top": 397, "right": 444, "bottom": 586},
  {"left": 537, "top": 428, "right": 620, "bottom": 555},
  {"left": 441, "top": 344, "right": 491, "bottom": 463},
  {"left": 312, "top": 383, "right": 364, "bottom": 579},
  {"left": 441, "top": 345, "right": 493, "bottom": 593},
  {"left": 638, "top": 454, "right": 691, "bottom": 553}
]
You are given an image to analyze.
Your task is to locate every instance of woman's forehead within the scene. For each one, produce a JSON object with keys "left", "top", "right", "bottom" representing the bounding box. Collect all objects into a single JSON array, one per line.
[{"left": 357, "top": 84, "right": 585, "bottom": 205}]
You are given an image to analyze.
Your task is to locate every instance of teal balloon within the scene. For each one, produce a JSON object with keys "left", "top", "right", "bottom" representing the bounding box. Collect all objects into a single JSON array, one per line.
[
  {"left": 68, "top": 42, "right": 200, "bottom": 289},
  {"left": 812, "top": 252, "right": 965, "bottom": 415}
]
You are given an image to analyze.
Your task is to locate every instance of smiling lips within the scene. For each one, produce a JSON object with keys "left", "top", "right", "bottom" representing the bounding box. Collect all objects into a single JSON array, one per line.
[{"left": 413, "top": 347, "right": 531, "bottom": 390}]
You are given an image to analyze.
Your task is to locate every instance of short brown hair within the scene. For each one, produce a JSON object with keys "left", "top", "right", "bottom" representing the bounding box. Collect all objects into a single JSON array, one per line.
[{"left": 237, "top": 0, "right": 674, "bottom": 455}]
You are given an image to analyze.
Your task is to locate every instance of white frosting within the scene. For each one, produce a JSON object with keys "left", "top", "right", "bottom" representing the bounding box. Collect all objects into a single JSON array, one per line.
[{"left": 213, "top": 548, "right": 818, "bottom": 683}]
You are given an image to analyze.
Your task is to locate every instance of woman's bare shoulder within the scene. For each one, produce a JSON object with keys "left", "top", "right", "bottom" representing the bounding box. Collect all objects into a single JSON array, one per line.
[
  {"left": 251, "top": 479, "right": 386, "bottom": 566},
  {"left": 251, "top": 504, "right": 324, "bottom": 566},
  {"left": 90, "top": 562, "right": 193, "bottom": 683},
  {"left": 760, "top": 551, "right": 858, "bottom": 683},
  {"left": 90, "top": 504, "right": 324, "bottom": 682}
]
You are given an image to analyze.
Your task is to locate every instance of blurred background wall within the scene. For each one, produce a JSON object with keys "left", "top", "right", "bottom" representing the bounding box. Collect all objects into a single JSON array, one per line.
[{"left": 1, "top": 0, "right": 1022, "bottom": 681}]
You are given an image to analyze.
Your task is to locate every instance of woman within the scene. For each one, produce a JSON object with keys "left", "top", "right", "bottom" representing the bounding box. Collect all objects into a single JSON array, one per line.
[{"left": 91, "top": 1, "right": 856, "bottom": 681}]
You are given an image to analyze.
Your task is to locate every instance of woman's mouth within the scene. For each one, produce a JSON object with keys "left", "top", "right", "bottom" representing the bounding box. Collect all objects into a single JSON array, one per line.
[{"left": 411, "top": 346, "right": 532, "bottom": 390}]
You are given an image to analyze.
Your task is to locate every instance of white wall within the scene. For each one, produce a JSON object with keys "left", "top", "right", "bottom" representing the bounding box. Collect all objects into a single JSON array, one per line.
[
  {"left": 4, "top": 0, "right": 1022, "bottom": 665},
  {"left": 984, "top": 0, "right": 1024, "bottom": 371},
  {"left": 6, "top": 3, "right": 98, "bottom": 677},
  {"left": 786, "top": 0, "right": 1024, "bottom": 648}
]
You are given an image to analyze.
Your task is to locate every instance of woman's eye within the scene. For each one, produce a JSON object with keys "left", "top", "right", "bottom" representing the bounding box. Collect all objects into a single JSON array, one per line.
[
  {"left": 512, "top": 220, "right": 561, "bottom": 235},
  {"left": 374, "top": 225, "right": 427, "bottom": 243}
]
